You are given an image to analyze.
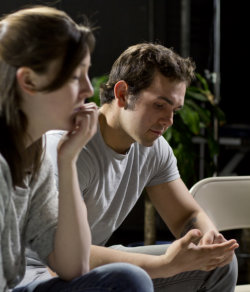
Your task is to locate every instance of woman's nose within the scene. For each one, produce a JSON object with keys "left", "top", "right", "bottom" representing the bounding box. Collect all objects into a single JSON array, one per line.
[{"left": 79, "top": 76, "right": 94, "bottom": 100}]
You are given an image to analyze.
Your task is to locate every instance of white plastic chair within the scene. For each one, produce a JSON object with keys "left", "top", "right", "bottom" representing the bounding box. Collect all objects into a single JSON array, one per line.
[{"left": 190, "top": 176, "right": 250, "bottom": 292}]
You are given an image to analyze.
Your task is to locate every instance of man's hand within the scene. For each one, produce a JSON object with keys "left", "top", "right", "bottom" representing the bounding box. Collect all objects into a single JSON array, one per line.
[
  {"left": 198, "top": 229, "right": 227, "bottom": 245},
  {"left": 160, "top": 229, "right": 238, "bottom": 277},
  {"left": 196, "top": 230, "right": 238, "bottom": 268}
]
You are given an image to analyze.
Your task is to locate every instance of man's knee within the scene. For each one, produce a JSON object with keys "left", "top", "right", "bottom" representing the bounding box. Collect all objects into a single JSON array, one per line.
[
  {"left": 208, "top": 254, "right": 238, "bottom": 290},
  {"left": 224, "top": 254, "right": 238, "bottom": 284}
]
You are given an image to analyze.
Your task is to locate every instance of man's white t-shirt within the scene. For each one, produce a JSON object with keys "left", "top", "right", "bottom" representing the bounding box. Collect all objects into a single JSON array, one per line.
[{"left": 46, "top": 126, "right": 180, "bottom": 246}]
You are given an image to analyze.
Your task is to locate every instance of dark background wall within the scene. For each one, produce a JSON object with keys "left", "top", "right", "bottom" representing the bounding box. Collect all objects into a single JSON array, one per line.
[{"left": 1, "top": 0, "right": 248, "bottom": 124}]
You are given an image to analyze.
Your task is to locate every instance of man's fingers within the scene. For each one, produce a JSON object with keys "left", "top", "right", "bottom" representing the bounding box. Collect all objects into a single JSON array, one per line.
[
  {"left": 183, "top": 229, "right": 202, "bottom": 247},
  {"left": 205, "top": 253, "right": 234, "bottom": 270},
  {"left": 227, "top": 241, "right": 239, "bottom": 251}
]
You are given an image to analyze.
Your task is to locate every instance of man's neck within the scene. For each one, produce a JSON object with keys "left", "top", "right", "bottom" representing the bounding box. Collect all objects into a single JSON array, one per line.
[{"left": 99, "top": 105, "right": 134, "bottom": 154}]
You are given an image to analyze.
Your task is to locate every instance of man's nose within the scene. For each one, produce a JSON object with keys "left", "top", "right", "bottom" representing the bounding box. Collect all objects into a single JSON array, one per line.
[{"left": 159, "top": 112, "right": 174, "bottom": 127}]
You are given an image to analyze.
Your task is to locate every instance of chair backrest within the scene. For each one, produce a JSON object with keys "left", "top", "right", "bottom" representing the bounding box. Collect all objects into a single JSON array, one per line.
[{"left": 190, "top": 176, "right": 250, "bottom": 232}]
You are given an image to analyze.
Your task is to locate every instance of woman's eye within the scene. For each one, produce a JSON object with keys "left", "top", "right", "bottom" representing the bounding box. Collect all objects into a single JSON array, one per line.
[{"left": 73, "top": 76, "right": 81, "bottom": 81}]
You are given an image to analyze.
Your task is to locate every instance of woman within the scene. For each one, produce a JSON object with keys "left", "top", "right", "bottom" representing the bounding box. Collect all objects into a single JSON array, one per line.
[{"left": 0, "top": 6, "right": 153, "bottom": 292}]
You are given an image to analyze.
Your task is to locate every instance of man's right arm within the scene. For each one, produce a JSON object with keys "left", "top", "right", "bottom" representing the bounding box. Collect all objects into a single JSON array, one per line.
[{"left": 90, "top": 229, "right": 238, "bottom": 279}]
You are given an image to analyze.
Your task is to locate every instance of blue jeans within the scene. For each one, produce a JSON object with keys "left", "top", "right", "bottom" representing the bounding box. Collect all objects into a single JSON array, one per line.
[{"left": 13, "top": 263, "right": 153, "bottom": 292}]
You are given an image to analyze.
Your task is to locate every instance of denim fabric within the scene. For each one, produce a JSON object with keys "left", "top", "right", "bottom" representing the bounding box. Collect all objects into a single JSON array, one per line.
[{"left": 13, "top": 263, "right": 153, "bottom": 292}]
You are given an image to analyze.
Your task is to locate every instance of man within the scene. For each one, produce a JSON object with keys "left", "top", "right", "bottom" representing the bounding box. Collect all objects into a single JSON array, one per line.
[{"left": 46, "top": 43, "right": 238, "bottom": 291}]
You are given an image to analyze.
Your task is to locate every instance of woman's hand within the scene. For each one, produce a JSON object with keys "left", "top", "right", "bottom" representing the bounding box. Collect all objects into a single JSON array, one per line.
[
  {"left": 57, "top": 102, "right": 98, "bottom": 163},
  {"left": 51, "top": 102, "right": 98, "bottom": 279}
]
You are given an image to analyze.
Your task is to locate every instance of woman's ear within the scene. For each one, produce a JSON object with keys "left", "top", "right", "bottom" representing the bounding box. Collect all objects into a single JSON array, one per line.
[
  {"left": 114, "top": 80, "right": 129, "bottom": 108},
  {"left": 16, "top": 67, "right": 38, "bottom": 95}
]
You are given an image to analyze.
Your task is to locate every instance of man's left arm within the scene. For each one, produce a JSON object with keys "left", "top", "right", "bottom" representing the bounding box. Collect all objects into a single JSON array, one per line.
[{"left": 146, "top": 178, "right": 224, "bottom": 244}]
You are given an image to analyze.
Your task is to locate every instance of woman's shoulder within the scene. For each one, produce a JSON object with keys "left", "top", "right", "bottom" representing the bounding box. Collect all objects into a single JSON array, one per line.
[
  {"left": 0, "top": 153, "right": 14, "bottom": 205},
  {"left": 0, "top": 153, "right": 11, "bottom": 175}
]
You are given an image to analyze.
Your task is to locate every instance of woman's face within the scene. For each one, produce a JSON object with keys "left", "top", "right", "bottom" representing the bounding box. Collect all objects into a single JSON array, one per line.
[{"left": 21, "top": 52, "right": 94, "bottom": 142}]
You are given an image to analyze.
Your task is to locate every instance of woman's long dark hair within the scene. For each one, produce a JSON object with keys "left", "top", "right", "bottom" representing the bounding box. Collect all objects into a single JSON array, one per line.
[{"left": 0, "top": 6, "right": 95, "bottom": 186}]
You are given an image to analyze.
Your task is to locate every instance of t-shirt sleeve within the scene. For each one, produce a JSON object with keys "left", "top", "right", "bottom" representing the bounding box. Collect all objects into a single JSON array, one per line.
[
  {"left": 24, "top": 154, "right": 58, "bottom": 265},
  {"left": 45, "top": 130, "right": 66, "bottom": 188},
  {"left": 147, "top": 136, "right": 180, "bottom": 186}
]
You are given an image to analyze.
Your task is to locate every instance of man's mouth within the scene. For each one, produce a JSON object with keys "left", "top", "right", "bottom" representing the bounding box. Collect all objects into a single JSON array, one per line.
[{"left": 150, "top": 129, "right": 163, "bottom": 136}]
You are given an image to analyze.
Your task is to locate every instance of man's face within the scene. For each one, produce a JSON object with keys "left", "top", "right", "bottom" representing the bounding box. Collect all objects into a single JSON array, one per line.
[{"left": 119, "top": 72, "right": 186, "bottom": 147}]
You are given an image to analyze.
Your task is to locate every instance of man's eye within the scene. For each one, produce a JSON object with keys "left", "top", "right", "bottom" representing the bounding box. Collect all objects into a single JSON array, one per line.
[{"left": 154, "top": 103, "right": 164, "bottom": 109}]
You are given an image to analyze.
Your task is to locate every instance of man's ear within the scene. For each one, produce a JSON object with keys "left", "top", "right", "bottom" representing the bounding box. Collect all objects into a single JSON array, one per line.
[
  {"left": 114, "top": 80, "right": 129, "bottom": 108},
  {"left": 16, "top": 67, "right": 38, "bottom": 95}
]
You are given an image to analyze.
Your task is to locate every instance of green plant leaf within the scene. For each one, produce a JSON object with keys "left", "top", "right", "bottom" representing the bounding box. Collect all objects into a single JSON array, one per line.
[
  {"left": 186, "top": 90, "right": 208, "bottom": 102},
  {"left": 196, "top": 73, "right": 209, "bottom": 91},
  {"left": 178, "top": 105, "right": 200, "bottom": 134},
  {"left": 184, "top": 99, "right": 211, "bottom": 125},
  {"left": 89, "top": 75, "right": 109, "bottom": 106}
]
